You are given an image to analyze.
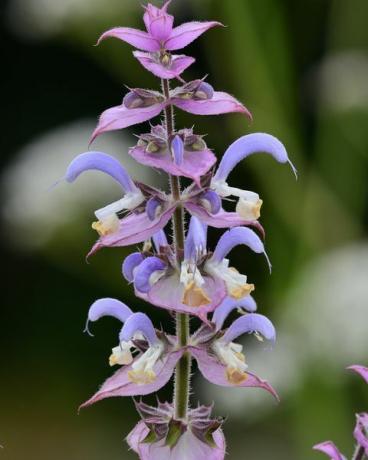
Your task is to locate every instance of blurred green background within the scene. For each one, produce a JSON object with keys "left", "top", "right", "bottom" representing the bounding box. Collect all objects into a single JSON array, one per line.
[{"left": 1, "top": 0, "right": 368, "bottom": 458}]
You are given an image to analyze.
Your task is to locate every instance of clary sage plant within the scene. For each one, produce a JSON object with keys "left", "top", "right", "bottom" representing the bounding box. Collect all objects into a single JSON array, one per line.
[{"left": 63, "top": 1, "right": 299, "bottom": 458}]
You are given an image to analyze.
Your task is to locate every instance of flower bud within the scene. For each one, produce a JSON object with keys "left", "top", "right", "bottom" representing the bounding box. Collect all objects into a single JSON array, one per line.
[
  {"left": 123, "top": 91, "right": 145, "bottom": 109},
  {"left": 146, "top": 141, "right": 160, "bottom": 153},
  {"left": 194, "top": 82, "right": 214, "bottom": 100}
]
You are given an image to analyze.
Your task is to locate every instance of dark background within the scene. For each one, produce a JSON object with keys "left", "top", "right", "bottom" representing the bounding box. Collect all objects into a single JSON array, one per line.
[{"left": 1, "top": 0, "right": 368, "bottom": 458}]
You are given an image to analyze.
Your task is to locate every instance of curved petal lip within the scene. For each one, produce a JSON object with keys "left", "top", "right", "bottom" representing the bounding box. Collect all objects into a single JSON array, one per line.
[
  {"left": 80, "top": 349, "right": 184, "bottom": 409},
  {"left": 189, "top": 346, "right": 279, "bottom": 401},
  {"left": 88, "top": 206, "right": 176, "bottom": 257},
  {"left": 133, "top": 51, "right": 195, "bottom": 79},
  {"left": 135, "top": 273, "right": 226, "bottom": 318},
  {"left": 129, "top": 146, "right": 216, "bottom": 185}
]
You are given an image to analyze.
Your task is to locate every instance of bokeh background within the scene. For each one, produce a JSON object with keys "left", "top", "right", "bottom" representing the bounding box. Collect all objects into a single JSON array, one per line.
[{"left": 1, "top": 0, "right": 368, "bottom": 458}]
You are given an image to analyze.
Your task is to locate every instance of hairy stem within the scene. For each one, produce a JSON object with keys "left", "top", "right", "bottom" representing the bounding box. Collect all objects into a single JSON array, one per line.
[
  {"left": 161, "top": 78, "right": 191, "bottom": 420},
  {"left": 353, "top": 444, "right": 366, "bottom": 460}
]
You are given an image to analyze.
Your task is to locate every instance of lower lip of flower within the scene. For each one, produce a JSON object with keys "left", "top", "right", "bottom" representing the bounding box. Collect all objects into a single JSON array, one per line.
[
  {"left": 92, "top": 214, "right": 120, "bottom": 236},
  {"left": 213, "top": 340, "right": 249, "bottom": 384},
  {"left": 109, "top": 341, "right": 134, "bottom": 366},
  {"left": 205, "top": 259, "right": 254, "bottom": 299},
  {"left": 180, "top": 261, "right": 211, "bottom": 307},
  {"left": 127, "top": 342, "right": 164, "bottom": 385},
  {"left": 236, "top": 197, "right": 263, "bottom": 220}
]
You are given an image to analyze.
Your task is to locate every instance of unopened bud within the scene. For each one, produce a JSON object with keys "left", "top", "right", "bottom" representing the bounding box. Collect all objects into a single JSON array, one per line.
[
  {"left": 194, "top": 82, "right": 214, "bottom": 100},
  {"left": 191, "top": 138, "right": 207, "bottom": 151},
  {"left": 160, "top": 52, "right": 171, "bottom": 66},
  {"left": 137, "top": 139, "right": 147, "bottom": 148},
  {"left": 146, "top": 141, "right": 160, "bottom": 153},
  {"left": 123, "top": 91, "right": 144, "bottom": 109}
]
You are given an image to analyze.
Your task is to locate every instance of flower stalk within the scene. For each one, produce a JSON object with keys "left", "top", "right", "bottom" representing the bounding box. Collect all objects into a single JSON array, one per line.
[
  {"left": 63, "top": 2, "right": 295, "bottom": 458},
  {"left": 162, "top": 77, "right": 191, "bottom": 421}
]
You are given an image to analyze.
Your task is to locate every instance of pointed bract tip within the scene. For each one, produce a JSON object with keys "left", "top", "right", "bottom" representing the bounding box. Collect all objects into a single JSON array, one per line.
[
  {"left": 83, "top": 319, "right": 94, "bottom": 337},
  {"left": 288, "top": 159, "right": 298, "bottom": 180}
]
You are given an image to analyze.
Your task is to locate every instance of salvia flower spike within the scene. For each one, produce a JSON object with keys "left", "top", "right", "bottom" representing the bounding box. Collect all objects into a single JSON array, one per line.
[{"left": 61, "top": 1, "right": 298, "bottom": 458}]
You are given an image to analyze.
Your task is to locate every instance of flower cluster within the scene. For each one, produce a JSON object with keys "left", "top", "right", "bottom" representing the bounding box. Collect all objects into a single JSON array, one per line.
[
  {"left": 313, "top": 365, "right": 368, "bottom": 460},
  {"left": 64, "top": 2, "right": 296, "bottom": 458}
]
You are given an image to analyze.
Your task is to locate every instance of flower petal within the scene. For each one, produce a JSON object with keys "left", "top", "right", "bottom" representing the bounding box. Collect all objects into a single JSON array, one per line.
[
  {"left": 190, "top": 346, "right": 278, "bottom": 400},
  {"left": 119, "top": 312, "right": 158, "bottom": 346},
  {"left": 128, "top": 422, "right": 226, "bottom": 460},
  {"left": 134, "top": 257, "right": 168, "bottom": 293},
  {"left": 87, "top": 298, "right": 133, "bottom": 323},
  {"left": 222, "top": 313, "right": 276, "bottom": 344},
  {"left": 213, "top": 132, "right": 297, "bottom": 183},
  {"left": 199, "top": 191, "right": 222, "bottom": 215},
  {"left": 97, "top": 27, "right": 160, "bottom": 52},
  {"left": 129, "top": 144, "right": 216, "bottom": 185},
  {"left": 152, "top": 229, "right": 168, "bottom": 252},
  {"left": 88, "top": 206, "right": 176, "bottom": 256},
  {"left": 65, "top": 151, "right": 138, "bottom": 193},
  {"left": 136, "top": 272, "right": 226, "bottom": 318},
  {"left": 171, "top": 135, "right": 184, "bottom": 166},
  {"left": 149, "top": 14, "right": 174, "bottom": 41},
  {"left": 85, "top": 298, "right": 133, "bottom": 335},
  {"left": 91, "top": 102, "right": 165, "bottom": 143},
  {"left": 211, "top": 227, "right": 269, "bottom": 270},
  {"left": 185, "top": 202, "right": 265, "bottom": 236},
  {"left": 184, "top": 216, "right": 208, "bottom": 261},
  {"left": 354, "top": 413, "right": 368, "bottom": 455},
  {"left": 212, "top": 295, "right": 257, "bottom": 330},
  {"left": 313, "top": 441, "right": 346, "bottom": 460},
  {"left": 122, "top": 252, "right": 145, "bottom": 282},
  {"left": 347, "top": 365, "right": 368, "bottom": 384},
  {"left": 165, "top": 21, "right": 223, "bottom": 50},
  {"left": 173, "top": 91, "right": 251, "bottom": 119},
  {"left": 80, "top": 350, "right": 183, "bottom": 408},
  {"left": 133, "top": 51, "right": 195, "bottom": 79}
]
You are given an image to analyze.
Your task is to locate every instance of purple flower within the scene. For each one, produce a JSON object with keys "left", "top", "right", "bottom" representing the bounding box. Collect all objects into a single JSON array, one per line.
[
  {"left": 210, "top": 132, "right": 297, "bottom": 222},
  {"left": 80, "top": 296, "right": 277, "bottom": 408},
  {"left": 90, "top": 80, "right": 251, "bottom": 143},
  {"left": 313, "top": 442, "right": 346, "bottom": 460},
  {"left": 96, "top": 2, "right": 222, "bottom": 78},
  {"left": 65, "top": 151, "right": 145, "bottom": 236},
  {"left": 64, "top": 151, "right": 177, "bottom": 254},
  {"left": 80, "top": 304, "right": 185, "bottom": 408},
  {"left": 125, "top": 220, "right": 269, "bottom": 319},
  {"left": 127, "top": 402, "right": 226, "bottom": 460},
  {"left": 129, "top": 125, "right": 216, "bottom": 185}
]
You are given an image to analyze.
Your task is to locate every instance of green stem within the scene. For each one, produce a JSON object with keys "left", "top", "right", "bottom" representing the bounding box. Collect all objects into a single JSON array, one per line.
[{"left": 161, "top": 78, "right": 191, "bottom": 421}]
